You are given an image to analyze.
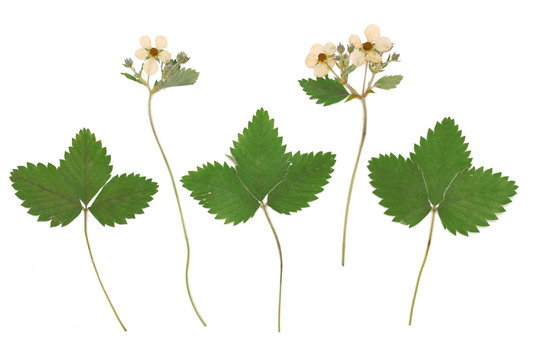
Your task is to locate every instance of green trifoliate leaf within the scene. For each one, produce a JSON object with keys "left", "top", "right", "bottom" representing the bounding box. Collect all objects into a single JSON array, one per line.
[
  {"left": 230, "top": 108, "right": 290, "bottom": 201},
  {"left": 10, "top": 163, "right": 82, "bottom": 227},
  {"left": 368, "top": 154, "right": 431, "bottom": 227},
  {"left": 11, "top": 129, "right": 158, "bottom": 228},
  {"left": 268, "top": 152, "right": 335, "bottom": 215},
  {"left": 89, "top": 174, "right": 158, "bottom": 227},
  {"left": 438, "top": 167, "right": 518, "bottom": 235},
  {"left": 59, "top": 129, "right": 112, "bottom": 205},
  {"left": 160, "top": 67, "right": 199, "bottom": 89},
  {"left": 182, "top": 108, "right": 335, "bottom": 225},
  {"left": 373, "top": 75, "right": 403, "bottom": 90},
  {"left": 369, "top": 117, "right": 516, "bottom": 236},
  {"left": 181, "top": 162, "right": 260, "bottom": 225},
  {"left": 410, "top": 117, "right": 472, "bottom": 205},
  {"left": 299, "top": 76, "right": 349, "bottom": 106}
]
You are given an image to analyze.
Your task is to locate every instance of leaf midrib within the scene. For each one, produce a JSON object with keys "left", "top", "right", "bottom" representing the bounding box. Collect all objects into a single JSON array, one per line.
[{"left": 16, "top": 173, "right": 80, "bottom": 207}]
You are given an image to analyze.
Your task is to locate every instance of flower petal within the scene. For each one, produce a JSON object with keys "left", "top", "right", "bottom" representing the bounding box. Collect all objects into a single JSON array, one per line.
[
  {"left": 155, "top": 35, "right": 168, "bottom": 49},
  {"left": 305, "top": 53, "right": 318, "bottom": 68},
  {"left": 139, "top": 35, "right": 151, "bottom": 48},
  {"left": 366, "top": 51, "right": 382, "bottom": 63},
  {"left": 314, "top": 62, "right": 330, "bottom": 77},
  {"left": 159, "top": 50, "right": 171, "bottom": 63},
  {"left": 310, "top": 43, "right": 324, "bottom": 56},
  {"left": 349, "top": 34, "right": 362, "bottom": 48},
  {"left": 374, "top": 36, "right": 392, "bottom": 52},
  {"left": 326, "top": 58, "right": 336, "bottom": 68},
  {"left": 143, "top": 58, "right": 158, "bottom": 75},
  {"left": 364, "top": 24, "right": 381, "bottom": 43},
  {"left": 135, "top": 48, "right": 148, "bottom": 60},
  {"left": 323, "top": 42, "right": 336, "bottom": 55},
  {"left": 350, "top": 49, "right": 366, "bottom": 66}
]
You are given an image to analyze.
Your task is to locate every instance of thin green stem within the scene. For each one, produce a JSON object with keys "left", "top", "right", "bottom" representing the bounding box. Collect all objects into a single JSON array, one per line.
[
  {"left": 362, "top": 62, "right": 368, "bottom": 93},
  {"left": 409, "top": 207, "right": 437, "bottom": 326},
  {"left": 146, "top": 88, "right": 207, "bottom": 327},
  {"left": 261, "top": 203, "right": 283, "bottom": 332},
  {"left": 341, "top": 96, "right": 367, "bottom": 266},
  {"left": 83, "top": 209, "right": 127, "bottom": 331}
]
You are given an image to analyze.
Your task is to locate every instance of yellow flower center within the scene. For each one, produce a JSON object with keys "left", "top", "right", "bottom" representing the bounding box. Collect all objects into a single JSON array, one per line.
[
  {"left": 149, "top": 48, "right": 159, "bottom": 57},
  {"left": 317, "top": 53, "right": 328, "bottom": 62},
  {"left": 362, "top": 42, "right": 373, "bottom": 51}
]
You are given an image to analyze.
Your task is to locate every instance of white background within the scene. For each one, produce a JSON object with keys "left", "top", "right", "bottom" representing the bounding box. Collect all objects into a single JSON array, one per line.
[{"left": 1, "top": 0, "right": 539, "bottom": 359}]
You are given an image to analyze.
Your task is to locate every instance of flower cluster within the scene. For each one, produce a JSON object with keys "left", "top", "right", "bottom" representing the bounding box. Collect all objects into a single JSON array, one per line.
[
  {"left": 121, "top": 35, "right": 195, "bottom": 92},
  {"left": 305, "top": 24, "right": 398, "bottom": 78}
]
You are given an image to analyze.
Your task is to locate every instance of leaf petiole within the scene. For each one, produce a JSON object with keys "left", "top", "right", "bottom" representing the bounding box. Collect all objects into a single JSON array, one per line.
[
  {"left": 260, "top": 203, "right": 283, "bottom": 332},
  {"left": 83, "top": 209, "right": 127, "bottom": 331},
  {"left": 409, "top": 206, "right": 437, "bottom": 326}
]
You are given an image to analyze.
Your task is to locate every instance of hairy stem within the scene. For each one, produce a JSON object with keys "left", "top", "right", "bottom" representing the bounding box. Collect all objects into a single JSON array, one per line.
[
  {"left": 409, "top": 207, "right": 437, "bottom": 325},
  {"left": 342, "top": 96, "right": 367, "bottom": 266},
  {"left": 147, "top": 90, "right": 207, "bottom": 326},
  {"left": 83, "top": 209, "right": 127, "bottom": 331},
  {"left": 261, "top": 203, "right": 283, "bottom": 332}
]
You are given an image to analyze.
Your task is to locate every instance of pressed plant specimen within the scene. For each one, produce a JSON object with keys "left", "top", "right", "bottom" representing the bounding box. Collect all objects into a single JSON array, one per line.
[
  {"left": 121, "top": 35, "right": 206, "bottom": 325},
  {"left": 10, "top": 129, "right": 158, "bottom": 330},
  {"left": 368, "top": 118, "right": 517, "bottom": 325},
  {"left": 181, "top": 108, "right": 335, "bottom": 332},
  {"left": 300, "top": 24, "right": 402, "bottom": 266}
]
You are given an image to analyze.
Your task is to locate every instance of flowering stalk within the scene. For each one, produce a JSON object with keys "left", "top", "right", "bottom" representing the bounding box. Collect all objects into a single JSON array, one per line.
[
  {"left": 122, "top": 36, "right": 206, "bottom": 326},
  {"left": 300, "top": 25, "right": 402, "bottom": 266}
]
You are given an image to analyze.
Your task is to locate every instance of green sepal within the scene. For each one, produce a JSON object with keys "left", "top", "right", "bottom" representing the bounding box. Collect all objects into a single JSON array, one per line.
[{"left": 298, "top": 76, "right": 349, "bottom": 106}]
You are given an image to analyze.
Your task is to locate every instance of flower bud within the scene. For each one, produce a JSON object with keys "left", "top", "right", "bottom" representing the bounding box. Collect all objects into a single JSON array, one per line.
[
  {"left": 337, "top": 43, "right": 345, "bottom": 54},
  {"left": 123, "top": 58, "right": 133, "bottom": 68},
  {"left": 177, "top": 52, "right": 190, "bottom": 64}
]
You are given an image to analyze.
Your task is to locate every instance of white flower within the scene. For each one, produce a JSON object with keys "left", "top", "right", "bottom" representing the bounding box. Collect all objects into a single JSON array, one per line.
[
  {"left": 135, "top": 35, "right": 172, "bottom": 76},
  {"left": 305, "top": 42, "right": 337, "bottom": 77},
  {"left": 349, "top": 25, "right": 392, "bottom": 66}
]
